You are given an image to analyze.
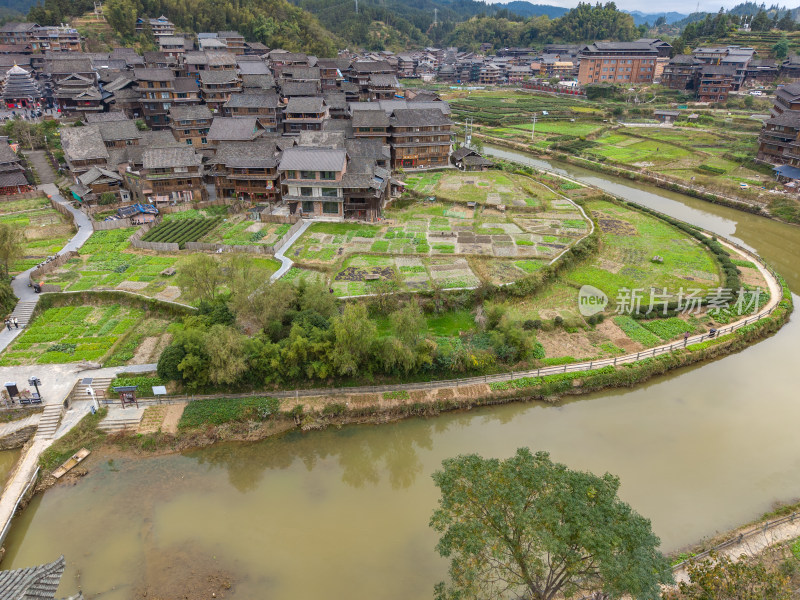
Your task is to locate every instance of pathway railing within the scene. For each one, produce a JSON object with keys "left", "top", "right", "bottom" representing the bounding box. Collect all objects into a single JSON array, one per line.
[{"left": 671, "top": 508, "right": 800, "bottom": 571}]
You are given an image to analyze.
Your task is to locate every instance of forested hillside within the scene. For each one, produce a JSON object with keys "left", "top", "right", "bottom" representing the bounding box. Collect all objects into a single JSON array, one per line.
[{"left": 445, "top": 2, "right": 641, "bottom": 51}]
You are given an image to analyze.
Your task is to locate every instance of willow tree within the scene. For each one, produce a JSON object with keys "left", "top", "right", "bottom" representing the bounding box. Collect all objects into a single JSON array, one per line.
[{"left": 430, "top": 448, "right": 672, "bottom": 600}]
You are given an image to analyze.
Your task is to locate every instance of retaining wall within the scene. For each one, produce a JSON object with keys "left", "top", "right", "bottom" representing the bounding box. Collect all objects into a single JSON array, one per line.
[
  {"left": 29, "top": 250, "right": 78, "bottom": 285},
  {"left": 128, "top": 220, "right": 179, "bottom": 252},
  {"left": 93, "top": 217, "right": 136, "bottom": 230},
  {"left": 260, "top": 213, "right": 301, "bottom": 224},
  {"left": 272, "top": 219, "right": 304, "bottom": 253}
]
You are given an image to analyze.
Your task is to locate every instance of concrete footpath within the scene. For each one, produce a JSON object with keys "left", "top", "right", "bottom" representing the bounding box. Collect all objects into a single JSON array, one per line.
[{"left": 270, "top": 219, "right": 311, "bottom": 282}]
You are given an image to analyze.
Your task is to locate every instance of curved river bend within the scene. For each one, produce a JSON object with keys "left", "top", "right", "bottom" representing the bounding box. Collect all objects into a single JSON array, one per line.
[{"left": 3, "top": 148, "right": 800, "bottom": 599}]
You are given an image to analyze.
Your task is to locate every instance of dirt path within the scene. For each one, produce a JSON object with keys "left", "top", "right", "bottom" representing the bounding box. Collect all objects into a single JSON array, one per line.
[{"left": 161, "top": 403, "right": 185, "bottom": 434}]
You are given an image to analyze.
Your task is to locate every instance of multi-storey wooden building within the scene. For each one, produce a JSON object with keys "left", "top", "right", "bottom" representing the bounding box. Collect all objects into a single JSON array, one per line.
[
  {"left": 134, "top": 67, "right": 175, "bottom": 129},
  {"left": 207, "top": 139, "right": 283, "bottom": 203},
  {"left": 278, "top": 147, "right": 348, "bottom": 217},
  {"left": 217, "top": 31, "right": 245, "bottom": 55},
  {"left": 223, "top": 92, "right": 281, "bottom": 132},
  {"left": 283, "top": 97, "right": 327, "bottom": 134},
  {"left": 389, "top": 107, "right": 452, "bottom": 170},
  {"left": 125, "top": 146, "right": 205, "bottom": 203},
  {"left": 695, "top": 64, "right": 735, "bottom": 103},
  {"left": 757, "top": 83, "right": 800, "bottom": 166},
  {"left": 169, "top": 104, "right": 213, "bottom": 147},
  {"left": 199, "top": 69, "right": 241, "bottom": 112}
]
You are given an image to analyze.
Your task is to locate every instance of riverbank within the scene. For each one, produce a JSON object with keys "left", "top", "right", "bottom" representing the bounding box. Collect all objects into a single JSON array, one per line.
[
  {"left": 36, "top": 262, "right": 790, "bottom": 483},
  {"left": 473, "top": 132, "right": 800, "bottom": 226}
]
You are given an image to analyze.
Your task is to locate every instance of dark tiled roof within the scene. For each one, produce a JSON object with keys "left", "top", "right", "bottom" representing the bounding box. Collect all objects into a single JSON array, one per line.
[
  {"left": 0, "top": 22, "right": 38, "bottom": 34},
  {"left": 133, "top": 67, "right": 174, "bottom": 81},
  {"left": 207, "top": 117, "right": 260, "bottom": 141},
  {"left": 183, "top": 51, "right": 209, "bottom": 65},
  {"left": 352, "top": 60, "right": 393, "bottom": 73},
  {"left": 0, "top": 140, "right": 21, "bottom": 164},
  {"left": 62, "top": 126, "right": 109, "bottom": 161},
  {"left": 285, "top": 96, "right": 324, "bottom": 114},
  {"left": 0, "top": 555, "right": 74, "bottom": 600},
  {"left": 237, "top": 61, "right": 270, "bottom": 75},
  {"left": 283, "top": 66, "right": 320, "bottom": 80},
  {"left": 96, "top": 119, "right": 142, "bottom": 142},
  {"left": 206, "top": 50, "right": 237, "bottom": 67},
  {"left": 44, "top": 58, "right": 93, "bottom": 75},
  {"left": 279, "top": 147, "right": 346, "bottom": 172},
  {"left": 224, "top": 92, "right": 279, "bottom": 109},
  {"left": 390, "top": 107, "right": 453, "bottom": 127},
  {"left": 143, "top": 146, "right": 202, "bottom": 169},
  {"left": 766, "top": 110, "right": 800, "bottom": 127},
  {"left": 352, "top": 110, "right": 389, "bottom": 128},
  {"left": 173, "top": 77, "right": 199, "bottom": 93},
  {"left": 207, "top": 140, "right": 281, "bottom": 168},
  {"left": 241, "top": 73, "right": 276, "bottom": 90},
  {"left": 169, "top": 104, "right": 212, "bottom": 121},
  {"left": 322, "top": 92, "right": 347, "bottom": 109},
  {"left": 368, "top": 73, "right": 398, "bottom": 87},
  {"left": 281, "top": 81, "right": 319, "bottom": 97},
  {"left": 199, "top": 70, "right": 239, "bottom": 84}
]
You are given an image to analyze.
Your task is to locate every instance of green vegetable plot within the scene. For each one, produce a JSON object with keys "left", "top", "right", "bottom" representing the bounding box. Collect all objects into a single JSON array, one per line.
[{"left": 142, "top": 217, "right": 222, "bottom": 248}]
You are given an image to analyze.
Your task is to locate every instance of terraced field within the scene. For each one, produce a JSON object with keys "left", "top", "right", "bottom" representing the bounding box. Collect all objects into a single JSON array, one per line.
[{"left": 284, "top": 172, "right": 592, "bottom": 297}]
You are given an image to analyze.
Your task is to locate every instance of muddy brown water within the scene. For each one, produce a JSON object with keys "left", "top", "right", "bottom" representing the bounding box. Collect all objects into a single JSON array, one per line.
[
  {"left": 4, "top": 149, "right": 800, "bottom": 598},
  {"left": 0, "top": 449, "right": 20, "bottom": 488}
]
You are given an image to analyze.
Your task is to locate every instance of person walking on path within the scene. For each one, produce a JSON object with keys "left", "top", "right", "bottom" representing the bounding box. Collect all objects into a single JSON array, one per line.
[
  {"left": 684, "top": 331, "right": 689, "bottom": 346},
  {"left": 13, "top": 317, "right": 19, "bottom": 329},
  {"left": 4, "top": 320, "right": 10, "bottom": 332}
]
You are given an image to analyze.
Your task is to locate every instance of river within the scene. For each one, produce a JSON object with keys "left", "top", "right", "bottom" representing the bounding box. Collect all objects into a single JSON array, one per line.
[{"left": 3, "top": 148, "right": 800, "bottom": 599}]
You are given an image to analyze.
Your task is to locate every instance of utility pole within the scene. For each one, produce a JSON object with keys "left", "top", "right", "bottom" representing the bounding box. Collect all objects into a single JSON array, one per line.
[
  {"left": 434, "top": 8, "right": 438, "bottom": 26},
  {"left": 465, "top": 117, "right": 473, "bottom": 147},
  {"left": 531, "top": 114, "right": 536, "bottom": 142},
  {"left": 355, "top": 0, "right": 358, "bottom": 14}
]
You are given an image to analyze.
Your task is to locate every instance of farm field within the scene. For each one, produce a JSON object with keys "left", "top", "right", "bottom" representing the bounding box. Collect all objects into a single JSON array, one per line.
[
  {"left": 199, "top": 216, "right": 290, "bottom": 247},
  {"left": 0, "top": 304, "right": 168, "bottom": 366},
  {"left": 4, "top": 204, "right": 75, "bottom": 273},
  {"left": 405, "top": 170, "right": 560, "bottom": 207},
  {"left": 491, "top": 197, "right": 724, "bottom": 332},
  {"left": 142, "top": 217, "right": 223, "bottom": 248},
  {"left": 284, "top": 173, "right": 592, "bottom": 296}
]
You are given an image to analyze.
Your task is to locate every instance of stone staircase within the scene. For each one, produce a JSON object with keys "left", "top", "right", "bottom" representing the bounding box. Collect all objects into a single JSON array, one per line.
[
  {"left": 10, "top": 301, "right": 37, "bottom": 327},
  {"left": 98, "top": 407, "right": 145, "bottom": 434},
  {"left": 67, "top": 376, "right": 113, "bottom": 404},
  {"left": 35, "top": 404, "right": 63, "bottom": 440}
]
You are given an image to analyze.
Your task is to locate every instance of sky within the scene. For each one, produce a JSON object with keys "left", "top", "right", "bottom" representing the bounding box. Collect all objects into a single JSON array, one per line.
[{"left": 487, "top": 0, "right": 763, "bottom": 15}]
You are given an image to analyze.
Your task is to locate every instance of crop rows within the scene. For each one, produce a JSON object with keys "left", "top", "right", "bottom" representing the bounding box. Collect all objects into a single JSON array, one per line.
[{"left": 142, "top": 217, "right": 222, "bottom": 248}]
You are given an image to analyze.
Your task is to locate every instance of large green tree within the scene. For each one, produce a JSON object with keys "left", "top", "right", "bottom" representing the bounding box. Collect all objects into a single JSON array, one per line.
[
  {"left": 430, "top": 448, "right": 672, "bottom": 600},
  {"left": 0, "top": 223, "right": 23, "bottom": 279}
]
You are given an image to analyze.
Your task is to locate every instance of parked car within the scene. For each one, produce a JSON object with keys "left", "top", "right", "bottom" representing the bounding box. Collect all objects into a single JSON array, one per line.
[{"left": 750, "top": 90, "right": 763, "bottom": 96}]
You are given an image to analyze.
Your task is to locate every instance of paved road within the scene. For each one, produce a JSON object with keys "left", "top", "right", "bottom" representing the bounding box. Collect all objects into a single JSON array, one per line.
[
  {"left": 270, "top": 219, "right": 311, "bottom": 282},
  {"left": 25, "top": 150, "right": 56, "bottom": 184}
]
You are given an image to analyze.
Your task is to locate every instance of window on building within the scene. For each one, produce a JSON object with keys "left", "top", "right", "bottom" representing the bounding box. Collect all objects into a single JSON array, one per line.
[
  {"left": 321, "top": 188, "right": 338, "bottom": 197},
  {"left": 322, "top": 201, "right": 339, "bottom": 214},
  {"left": 300, "top": 170, "right": 316, "bottom": 179},
  {"left": 201, "top": 138, "right": 207, "bottom": 144},
  {"left": 301, "top": 200, "right": 314, "bottom": 213},
  {"left": 300, "top": 187, "right": 313, "bottom": 196},
  {"left": 186, "top": 139, "right": 192, "bottom": 145}
]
